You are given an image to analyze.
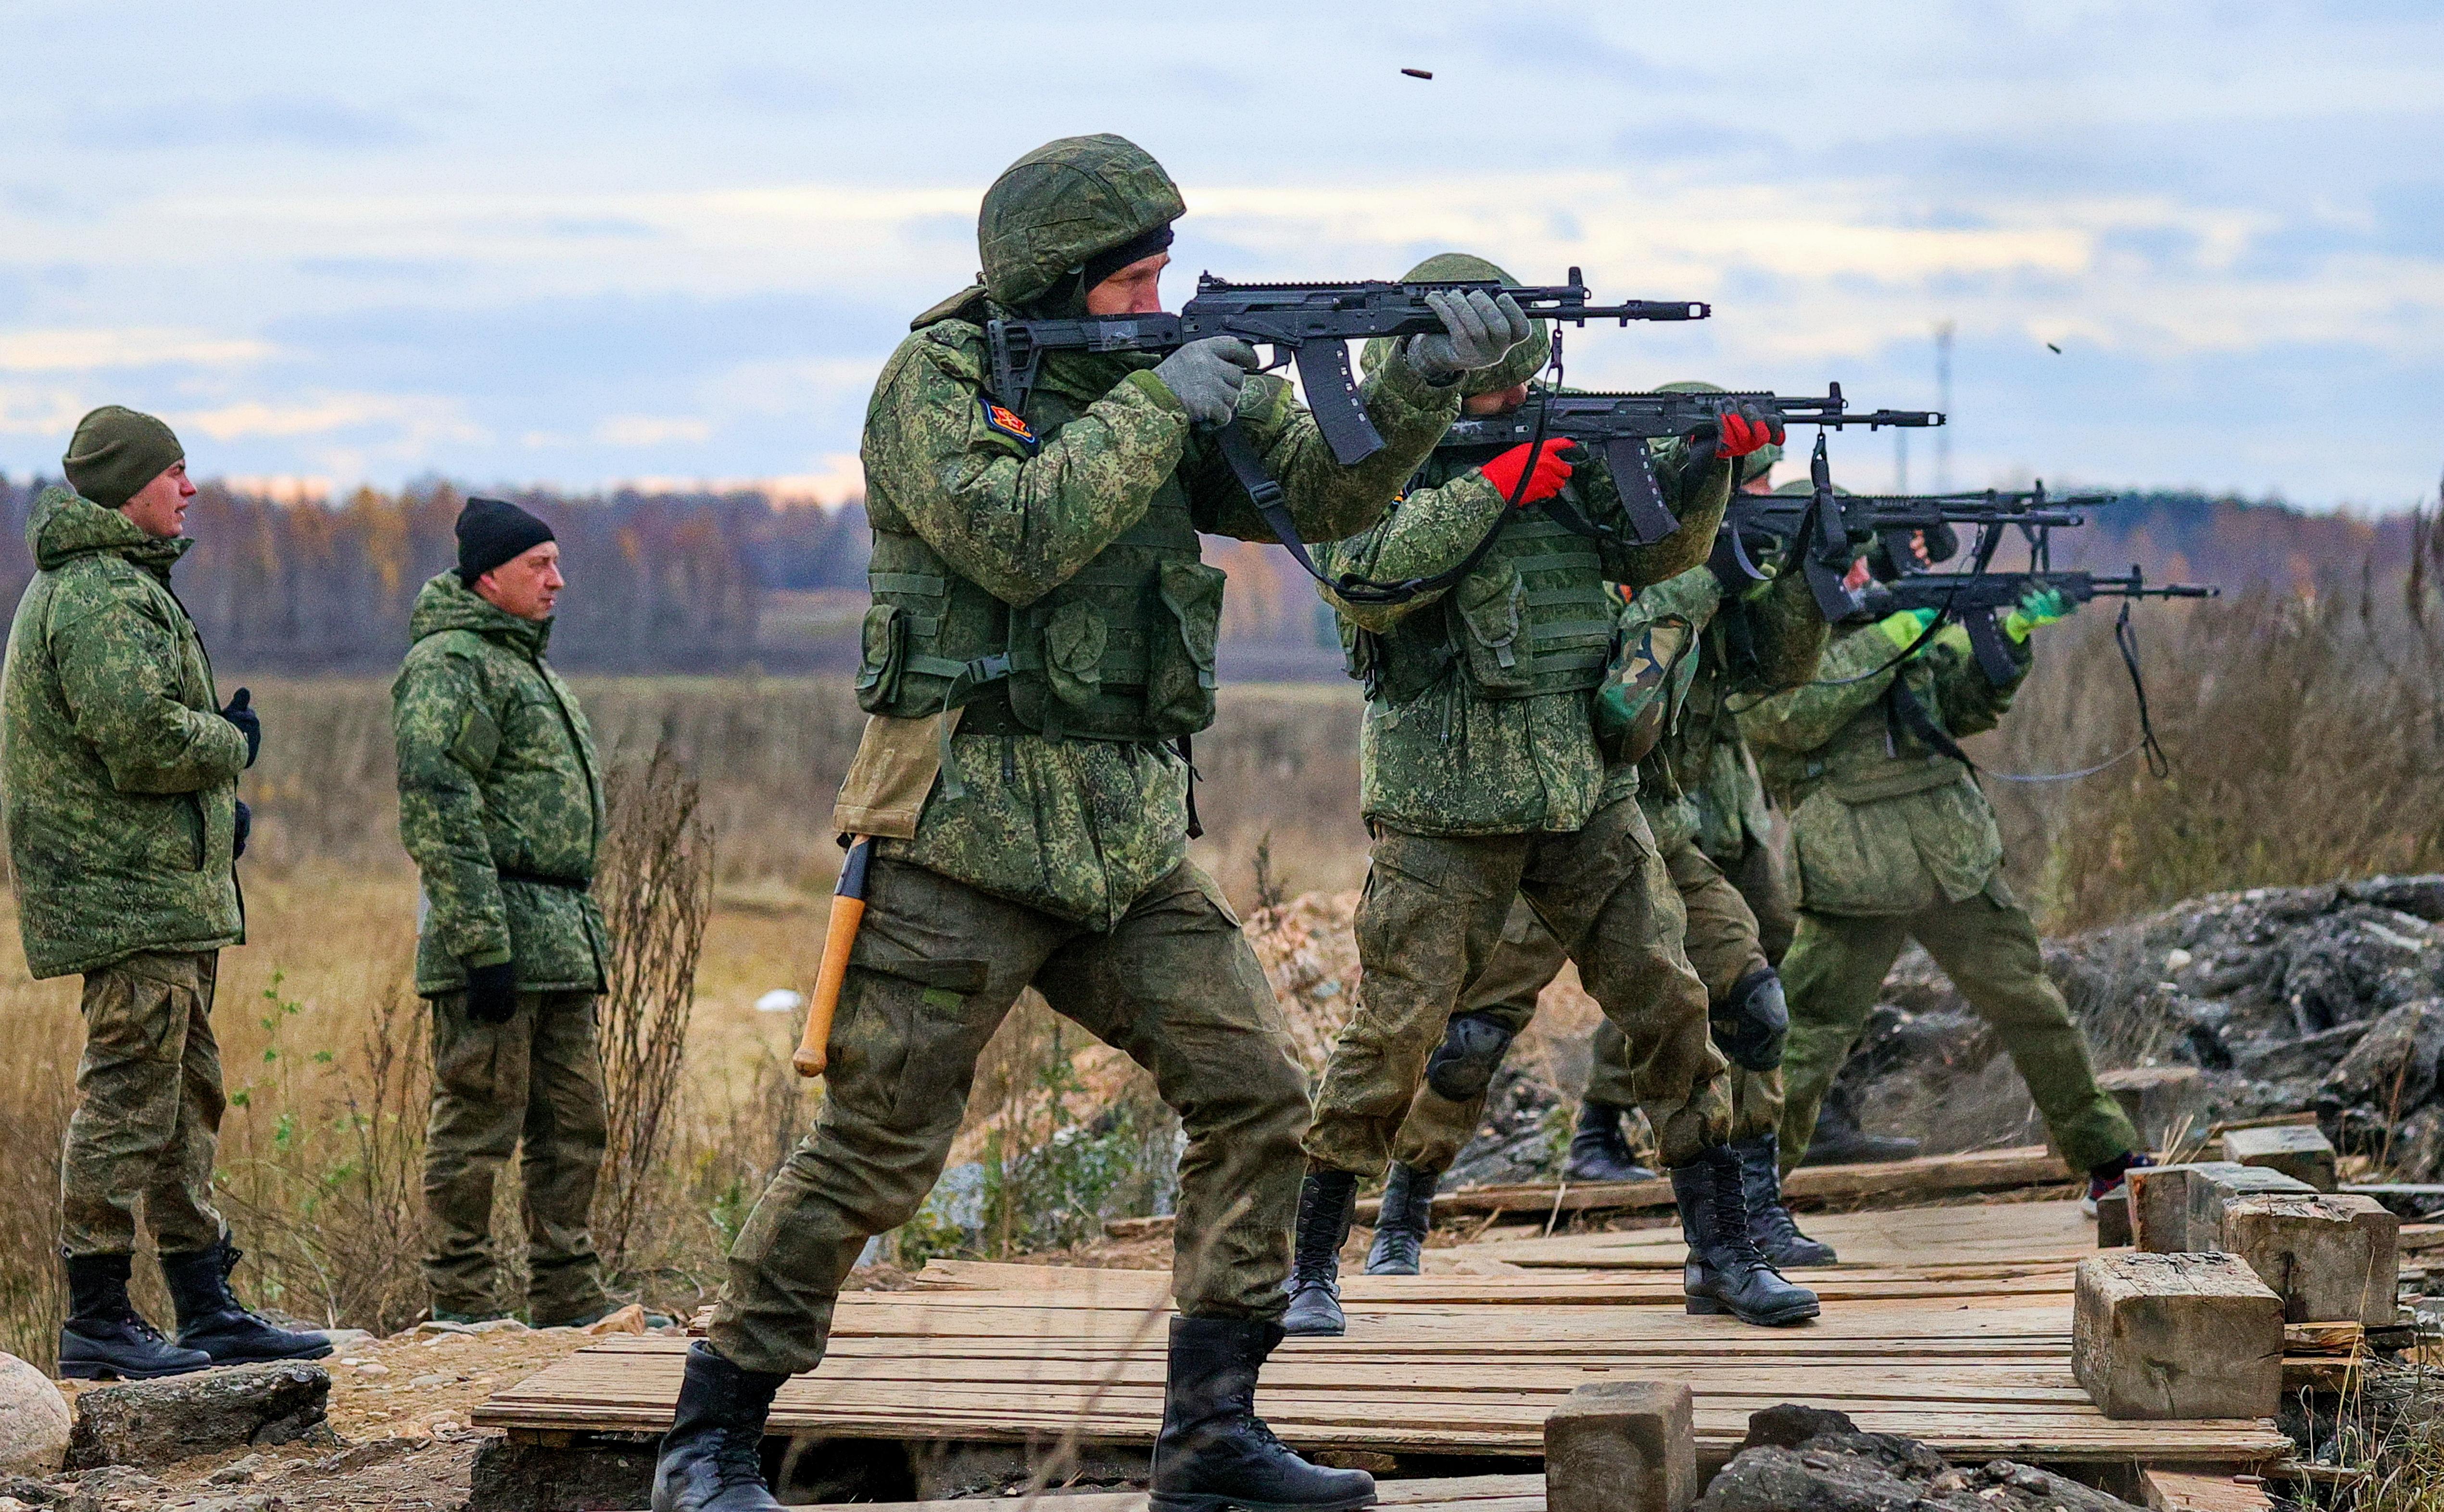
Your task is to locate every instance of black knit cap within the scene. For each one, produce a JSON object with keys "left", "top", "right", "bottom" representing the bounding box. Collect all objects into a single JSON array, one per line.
[
  {"left": 1078, "top": 222, "right": 1175, "bottom": 295},
  {"left": 455, "top": 496, "right": 555, "bottom": 585}
]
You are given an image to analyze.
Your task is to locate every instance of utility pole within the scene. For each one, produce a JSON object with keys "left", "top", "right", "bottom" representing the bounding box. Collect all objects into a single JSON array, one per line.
[{"left": 1934, "top": 319, "right": 1955, "bottom": 492}]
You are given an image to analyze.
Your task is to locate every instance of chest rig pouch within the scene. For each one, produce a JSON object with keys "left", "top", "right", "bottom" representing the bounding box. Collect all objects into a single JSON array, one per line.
[
  {"left": 1347, "top": 504, "right": 1618, "bottom": 706},
  {"left": 855, "top": 356, "right": 1225, "bottom": 759}
]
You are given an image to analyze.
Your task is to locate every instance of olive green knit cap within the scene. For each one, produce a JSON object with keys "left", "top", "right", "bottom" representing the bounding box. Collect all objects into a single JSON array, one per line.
[{"left": 63, "top": 406, "right": 184, "bottom": 510}]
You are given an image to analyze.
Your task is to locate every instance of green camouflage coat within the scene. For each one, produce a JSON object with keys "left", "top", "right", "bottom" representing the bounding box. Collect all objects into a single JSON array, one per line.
[
  {"left": 1631, "top": 562, "right": 1826, "bottom": 857},
  {"left": 392, "top": 572, "right": 609, "bottom": 995},
  {"left": 860, "top": 313, "right": 1454, "bottom": 929},
  {"left": 1, "top": 489, "right": 248, "bottom": 978},
  {"left": 1321, "top": 412, "right": 1730, "bottom": 836},
  {"left": 1738, "top": 617, "right": 2025, "bottom": 916}
]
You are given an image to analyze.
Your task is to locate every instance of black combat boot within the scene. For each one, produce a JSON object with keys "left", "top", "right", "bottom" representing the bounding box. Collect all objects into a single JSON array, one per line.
[
  {"left": 1563, "top": 1100, "right": 1658, "bottom": 1184},
  {"left": 162, "top": 1237, "right": 332, "bottom": 1364},
  {"left": 650, "top": 1341, "right": 789, "bottom": 1512},
  {"left": 1282, "top": 1170, "right": 1357, "bottom": 1336},
  {"left": 1731, "top": 1133, "right": 1837, "bottom": 1268},
  {"left": 1151, "top": 1316, "right": 1376, "bottom": 1512},
  {"left": 1362, "top": 1163, "right": 1435, "bottom": 1276},
  {"left": 1670, "top": 1146, "right": 1820, "bottom": 1326},
  {"left": 58, "top": 1252, "right": 211, "bottom": 1380},
  {"left": 1799, "top": 1087, "right": 1919, "bottom": 1166}
]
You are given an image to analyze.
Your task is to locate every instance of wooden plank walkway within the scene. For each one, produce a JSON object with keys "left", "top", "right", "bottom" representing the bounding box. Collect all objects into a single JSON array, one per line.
[
  {"left": 1460, "top": 1197, "right": 2097, "bottom": 1271},
  {"left": 797, "top": 1474, "right": 1546, "bottom": 1512}
]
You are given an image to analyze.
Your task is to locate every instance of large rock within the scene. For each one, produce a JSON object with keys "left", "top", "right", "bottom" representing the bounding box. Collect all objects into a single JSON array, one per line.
[
  {"left": 1694, "top": 1406, "right": 2140, "bottom": 1512},
  {"left": 0, "top": 1353, "right": 70, "bottom": 1475},
  {"left": 65, "top": 1361, "right": 330, "bottom": 1469}
]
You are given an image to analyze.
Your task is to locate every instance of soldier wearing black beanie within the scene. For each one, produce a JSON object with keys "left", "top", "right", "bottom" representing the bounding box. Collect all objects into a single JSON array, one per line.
[{"left": 454, "top": 497, "right": 555, "bottom": 585}]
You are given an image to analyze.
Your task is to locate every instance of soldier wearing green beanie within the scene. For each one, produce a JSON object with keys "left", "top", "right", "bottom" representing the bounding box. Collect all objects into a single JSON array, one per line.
[{"left": 4, "top": 407, "right": 327, "bottom": 1379}]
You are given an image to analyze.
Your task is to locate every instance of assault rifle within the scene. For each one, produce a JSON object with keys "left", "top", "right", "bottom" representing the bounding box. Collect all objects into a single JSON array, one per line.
[
  {"left": 1732, "top": 483, "right": 2109, "bottom": 547},
  {"left": 1441, "top": 382, "right": 1944, "bottom": 545},
  {"left": 985, "top": 267, "right": 1709, "bottom": 468},
  {"left": 1869, "top": 567, "right": 2218, "bottom": 683}
]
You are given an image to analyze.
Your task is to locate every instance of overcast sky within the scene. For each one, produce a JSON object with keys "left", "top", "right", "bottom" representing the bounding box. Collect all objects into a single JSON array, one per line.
[{"left": 2, "top": 1, "right": 2436, "bottom": 506}]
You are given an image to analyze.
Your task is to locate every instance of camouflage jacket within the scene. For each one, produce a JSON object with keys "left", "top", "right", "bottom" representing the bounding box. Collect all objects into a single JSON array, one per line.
[
  {"left": 1737, "top": 617, "right": 2026, "bottom": 916},
  {"left": 1629, "top": 562, "right": 1826, "bottom": 858},
  {"left": 1320, "top": 427, "right": 1730, "bottom": 836},
  {"left": 857, "top": 314, "right": 1457, "bottom": 928},
  {"left": 0, "top": 489, "right": 248, "bottom": 978},
  {"left": 392, "top": 572, "right": 609, "bottom": 995}
]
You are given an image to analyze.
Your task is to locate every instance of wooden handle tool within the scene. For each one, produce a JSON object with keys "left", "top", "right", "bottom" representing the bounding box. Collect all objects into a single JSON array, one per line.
[{"left": 793, "top": 837, "right": 873, "bottom": 1078}]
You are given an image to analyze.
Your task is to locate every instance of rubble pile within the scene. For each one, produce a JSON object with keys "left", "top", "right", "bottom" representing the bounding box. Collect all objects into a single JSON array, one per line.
[{"left": 1832, "top": 876, "right": 2444, "bottom": 1193}]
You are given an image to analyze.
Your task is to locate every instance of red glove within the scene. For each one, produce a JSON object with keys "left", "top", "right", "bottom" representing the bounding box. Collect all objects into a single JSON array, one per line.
[
  {"left": 1717, "top": 408, "right": 1781, "bottom": 457},
  {"left": 1479, "top": 438, "right": 1577, "bottom": 506}
]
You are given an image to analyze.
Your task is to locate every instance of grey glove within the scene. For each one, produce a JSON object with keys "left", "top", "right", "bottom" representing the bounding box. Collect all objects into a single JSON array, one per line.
[
  {"left": 1406, "top": 289, "right": 1532, "bottom": 382},
  {"left": 1150, "top": 336, "right": 1261, "bottom": 428}
]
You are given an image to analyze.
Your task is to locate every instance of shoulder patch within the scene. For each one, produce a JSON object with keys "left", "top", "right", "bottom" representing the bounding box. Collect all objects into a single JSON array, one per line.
[{"left": 978, "top": 396, "right": 1037, "bottom": 447}]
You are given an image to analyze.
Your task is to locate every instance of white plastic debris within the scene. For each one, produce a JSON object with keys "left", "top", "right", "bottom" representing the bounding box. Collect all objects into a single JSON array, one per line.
[{"left": 756, "top": 989, "right": 805, "bottom": 1015}]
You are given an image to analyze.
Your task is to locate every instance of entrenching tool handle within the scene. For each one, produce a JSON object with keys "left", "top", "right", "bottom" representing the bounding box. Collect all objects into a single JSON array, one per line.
[{"left": 794, "top": 837, "right": 874, "bottom": 1078}]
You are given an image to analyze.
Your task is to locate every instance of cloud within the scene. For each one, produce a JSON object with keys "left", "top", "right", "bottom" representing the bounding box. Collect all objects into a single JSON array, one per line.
[
  {"left": 0, "top": 328, "right": 275, "bottom": 374},
  {"left": 592, "top": 414, "right": 713, "bottom": 446},
  {"left": 66, "top": 95, "right": 420, "bottom": 152},
  {"left": 178, "top": 393, "right": 484, "bottom": 446}
]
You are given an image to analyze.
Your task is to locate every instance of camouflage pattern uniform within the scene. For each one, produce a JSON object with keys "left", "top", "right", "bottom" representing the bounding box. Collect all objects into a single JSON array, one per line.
[
  {"left": 1393, "top": 559, "right": 1822, "bottom": 1172},
  {"left": 1300, "top": 300, "right": 1739, "bottom": 1180},
  {"left": 1738, "top": 618, "right": 2139, "bottom": 1172},
  {"left": 705, "top": 136, "right": 1458, "bottom": 1380},
  {"left": 393, "top": 570, "right": 612, "bottom": 1323},
  {"left": 2, "top": 488, "right": 249, "bottom": 1259}
]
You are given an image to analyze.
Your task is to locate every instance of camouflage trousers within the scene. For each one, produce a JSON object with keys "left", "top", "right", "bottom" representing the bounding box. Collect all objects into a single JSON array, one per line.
[
  {"left": 60, "top": 950, "right": 228, "bottom": 1259},
  {"left": 423, "top": 990, "right": 609, "bottom": 1323},
  {"left": 1777, "top": 880, "right": 2139, "bottom": 1174},
  {"left": 1305, "top": 796, "right": 1727, "bottom": 1180},
  {"left": 1393, "top": 832, "right": 1787, "bottom": 1174},
  {"left": 708, "top": 858, "right": 1310, "bottom": 1378}
]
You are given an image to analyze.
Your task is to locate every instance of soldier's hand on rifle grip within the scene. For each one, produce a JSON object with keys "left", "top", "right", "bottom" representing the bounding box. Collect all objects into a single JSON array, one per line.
[
  {"left": 1686, "top": 403, "right": 1785, "bottom": 470},
  {"left": 1480, "top": 439, "right": 1576, "bottom": 507},
  {"left": 1150, "top": 337, "right": 1260, "bottom": 428},
  {"left": 1408, "top": 290, "right": 1531, "bottom": 381}
]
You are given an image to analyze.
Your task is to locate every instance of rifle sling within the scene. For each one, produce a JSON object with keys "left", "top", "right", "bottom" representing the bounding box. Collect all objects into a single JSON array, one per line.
[{"left": 1884, "top": 678, "right": 1978, "bottom": 772}]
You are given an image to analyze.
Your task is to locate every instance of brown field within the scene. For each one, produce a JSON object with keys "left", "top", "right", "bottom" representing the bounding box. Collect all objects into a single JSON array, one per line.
[{"left": 7, "top": 577, "right": 2444, "bottom": 1370}]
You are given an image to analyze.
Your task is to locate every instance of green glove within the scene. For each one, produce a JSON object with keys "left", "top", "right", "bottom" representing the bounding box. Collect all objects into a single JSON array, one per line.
[
  {"left": 2003, "top": 586, "right": 2073, "bottom": 643},
  {"left": 1931, "top": 621, "right": 1974, "bottom": 657},
  {"left": 1877, "top": 607, "right": 1936, "bottom": 650}
]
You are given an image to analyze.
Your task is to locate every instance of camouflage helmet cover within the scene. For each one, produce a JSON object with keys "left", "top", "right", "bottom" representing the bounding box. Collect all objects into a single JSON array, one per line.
[
  {"left": 1358, "top": 253, "right": 1552, "bottom": 396},
  {"left": 978, "top": 134, "right": 1186, "bottom": 309}
]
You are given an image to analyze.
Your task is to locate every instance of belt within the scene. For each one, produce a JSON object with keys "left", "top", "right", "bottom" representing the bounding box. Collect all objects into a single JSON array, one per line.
[{"left": 497, "top": 868, "right": 593, "bottom": 892}]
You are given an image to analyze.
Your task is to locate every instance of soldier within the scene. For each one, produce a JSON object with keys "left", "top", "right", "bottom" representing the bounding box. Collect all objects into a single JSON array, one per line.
[
  {"left": 1289, "top": 272, "right": 1820, "bottom": 1335},
  {"left": 1363, "top": 432, "right": 1843, "bottom": 1279},
  {"left": 1736, "top": 550, "right": 2148, "bottom": 1208},
  {"left": 393, "top": 496, "right": 621, "bottom": 1329},
  {"left": 649, "top": 136, "right": 1522, "bottom": 1512},
  {"left": 4, "top": 407, "right": 329, "bottom": 1378}
]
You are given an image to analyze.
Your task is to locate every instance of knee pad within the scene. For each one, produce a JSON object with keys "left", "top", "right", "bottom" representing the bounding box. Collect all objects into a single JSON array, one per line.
[
  {"left": 1710, "top": 968, "right": 1789, "bottom": 1072},
  {"left": 1424, "top": 1012, "right": 1517, "bottom": 1102}
]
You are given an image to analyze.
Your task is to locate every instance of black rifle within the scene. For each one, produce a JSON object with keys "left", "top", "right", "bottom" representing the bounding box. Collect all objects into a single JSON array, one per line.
[
  {"left": 985, "top": 267, "right": 1708, "bottom": 467},
  {"left": 1441, "top": 382, "right": 1943, "bottom": 545},
  {"left": 1732, "top": 483, "right": 2107, "bottom": 547},
  {"left": 1870, "top": 566, "right": 2218, "bottom": 683}
]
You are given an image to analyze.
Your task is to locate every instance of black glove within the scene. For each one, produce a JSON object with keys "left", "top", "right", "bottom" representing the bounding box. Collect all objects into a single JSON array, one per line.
[
  {"left": 220, "top": 687, "right": 261, "bottom": 768},
  {"left": 232, "top": 800, "right": 251, "bottom": 860},
  {"left": 465, "top": 960, "right": 519, "bottom": 1024}
]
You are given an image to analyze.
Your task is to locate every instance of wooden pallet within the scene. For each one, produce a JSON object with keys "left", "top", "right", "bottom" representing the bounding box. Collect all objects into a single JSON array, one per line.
[{"left": 475, "top": 1292, "right": 2288, "bottom": 1468}]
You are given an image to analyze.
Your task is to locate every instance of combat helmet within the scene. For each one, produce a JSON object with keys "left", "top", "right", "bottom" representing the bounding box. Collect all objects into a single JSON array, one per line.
[{"left": 977, "top": 134, "right": 1185, "bottom": 314}]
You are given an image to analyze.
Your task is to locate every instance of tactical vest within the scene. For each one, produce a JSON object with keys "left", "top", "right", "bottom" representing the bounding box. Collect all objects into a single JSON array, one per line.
[
  {"left": 855, "top": 341, "right": 1224, "bottom": 745},
  {"left": 1344, "top": 474, "right": 1619, "bottom": 706}
]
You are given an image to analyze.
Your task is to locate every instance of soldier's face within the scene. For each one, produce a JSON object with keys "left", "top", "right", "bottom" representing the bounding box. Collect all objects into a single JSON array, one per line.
[
  {"left": 476, "top": 542, "right": 564, "bottom": 621},
  {"left": 1085, "top": 252, "right": 1169, "bottom": 316},
  {"left": 1462, "top": 384, "right": 1530, "bottom": 416},
  {"left": 119, "top": 462, "right": 196, "bottom": 539}
]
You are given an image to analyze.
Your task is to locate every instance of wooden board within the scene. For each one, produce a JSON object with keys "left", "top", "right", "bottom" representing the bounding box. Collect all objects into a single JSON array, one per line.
[
  {"left": 796, "top": 1474, "right": 1547, "bottom": 1512},
  {"left": 475, "top": 1291, "right": 2289, "bottom": 1469},
  {"left": 1354, "top": 1146, "right": 2075, "bottom": 1223},
  {"left": 2140, "top": 1466, "right": 2274, "bottom": 1512},
  {"left": 1462, "top": 1198, "right": 2096, "bottom": 1271}
]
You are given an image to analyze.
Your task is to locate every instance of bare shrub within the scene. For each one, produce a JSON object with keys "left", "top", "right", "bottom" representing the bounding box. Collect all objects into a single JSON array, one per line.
[{"left": 593, "top": 746, "right": 714, "bottom": 1285}]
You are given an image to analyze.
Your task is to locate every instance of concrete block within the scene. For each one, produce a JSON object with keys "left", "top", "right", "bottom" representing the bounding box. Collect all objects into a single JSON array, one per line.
[
  {"left": 2216, "top": 1193, "right": 2397, "bottom": 1326},
  {"left": 1545, "top": 1380, "right": 1697, "bottom": 1512},
  {"left": 2073, "top": 1252, "right": 2283, "bottom": 1420},
  {"left": 2220, "top": 1123, "right": 2338, "bottom": 1192},
  {"left": 2098, "top": 1065, "right": 2202, "bottom": 1150}
]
